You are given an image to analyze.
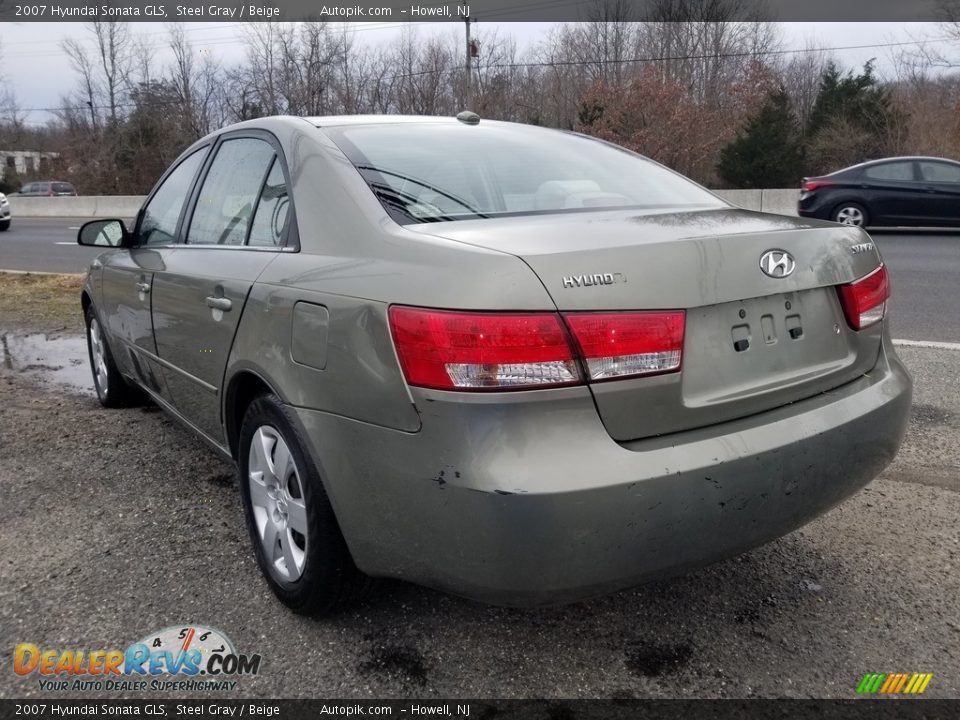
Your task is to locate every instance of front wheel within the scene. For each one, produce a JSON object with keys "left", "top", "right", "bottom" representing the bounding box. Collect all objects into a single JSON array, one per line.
[
  {"left": 0, "top": 219, "right": 10, "bottom": 231},
  {"left": 85, "top": 306, "right": 143, "bottom": 407},
  {"left": 238, "top": 393, "right": 369, "bottom": 615},
  {"left": 832, "top": 203, "right": 868, "bottom": 227}
]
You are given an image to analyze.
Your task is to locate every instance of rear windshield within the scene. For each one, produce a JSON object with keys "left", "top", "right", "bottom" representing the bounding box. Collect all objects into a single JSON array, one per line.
[{"left": 326, "top": 123, "right": 724, "bottom": 223}]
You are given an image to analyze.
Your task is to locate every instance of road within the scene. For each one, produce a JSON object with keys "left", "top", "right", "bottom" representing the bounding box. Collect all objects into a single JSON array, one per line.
[{"left": 1, "top": 218, "right": 958, "bottom": 343}]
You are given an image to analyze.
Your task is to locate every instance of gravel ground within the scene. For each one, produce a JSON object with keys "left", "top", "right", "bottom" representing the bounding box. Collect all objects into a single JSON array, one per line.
[{"left": 0, "top": 327, "right": 957, "bottom": 699}]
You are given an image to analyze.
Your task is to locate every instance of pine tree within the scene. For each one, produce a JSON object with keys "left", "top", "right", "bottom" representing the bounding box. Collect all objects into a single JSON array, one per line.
[
  {"left": 804, "top": 61, "right": 901, "bottom": 173},
  {"left": 717, "top": 88, "right": 804, "bottom": 189}
]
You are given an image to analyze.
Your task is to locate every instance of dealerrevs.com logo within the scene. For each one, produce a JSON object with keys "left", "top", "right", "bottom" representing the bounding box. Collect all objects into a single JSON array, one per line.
[{"left": 13, "top": 625, "right": 262, "bottom": 692}]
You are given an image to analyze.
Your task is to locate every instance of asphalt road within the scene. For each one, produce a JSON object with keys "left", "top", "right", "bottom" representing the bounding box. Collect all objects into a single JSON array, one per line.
[{"left": 1, "top": 218, "right": 958, "bottom": 344}]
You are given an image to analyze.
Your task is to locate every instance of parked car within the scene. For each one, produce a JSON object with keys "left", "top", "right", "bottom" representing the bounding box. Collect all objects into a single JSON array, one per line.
[
  {"left": 0, "top": 192, "right": 10, "bottom": 230},
  {"left": 77, "top": 115, "right": 911, "bottom": 615},
  {"left": 798, "top": 156, "right": 960, "bottom": 227},
  {"left": 16, "top": 180, "right": 77, "bottom": 197}
]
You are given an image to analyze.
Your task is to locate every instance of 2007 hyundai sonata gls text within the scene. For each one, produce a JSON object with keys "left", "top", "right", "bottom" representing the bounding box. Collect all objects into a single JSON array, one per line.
[{"left": 78, "top": 114, "right": 911, "bottom": 615}]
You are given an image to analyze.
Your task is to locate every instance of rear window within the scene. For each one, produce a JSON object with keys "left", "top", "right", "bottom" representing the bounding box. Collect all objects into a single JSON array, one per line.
[
  {"left": 326, "top": 123, "right": 723, "bottom": 223},
  {"left": 52, "top": 182, "right": 75, "bottom": 193}
]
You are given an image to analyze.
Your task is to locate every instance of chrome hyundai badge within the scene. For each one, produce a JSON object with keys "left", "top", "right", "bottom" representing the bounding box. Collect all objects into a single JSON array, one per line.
[{"left": 759, "top": 250, "right": 796, "bottom": 278}]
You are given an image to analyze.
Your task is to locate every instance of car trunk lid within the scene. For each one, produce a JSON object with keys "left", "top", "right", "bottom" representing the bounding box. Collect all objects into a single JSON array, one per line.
[{"left": 408, "top": 207, "right": 885, "bottom": 441}]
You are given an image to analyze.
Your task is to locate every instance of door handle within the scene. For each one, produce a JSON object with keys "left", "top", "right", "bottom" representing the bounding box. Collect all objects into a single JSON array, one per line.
[
  {"left": 205, "top": 296, "right": 233, "bottom": 312},
  {"left": 135, "top": 281, "right": 151, "bottom": 294}
]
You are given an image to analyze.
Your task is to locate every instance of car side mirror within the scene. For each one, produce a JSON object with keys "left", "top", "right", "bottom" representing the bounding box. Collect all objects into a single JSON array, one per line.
[{"left": 77, "top": 219, "right": 129, "bottom": 248}]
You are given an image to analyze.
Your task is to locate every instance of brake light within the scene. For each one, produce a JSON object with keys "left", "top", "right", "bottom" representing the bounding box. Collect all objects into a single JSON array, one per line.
[
  {"left": 802, "top": 180, "right": 835, "bottom": 192},
  {"left": 837, "top": 264, "right": 890, "bottom": 330},
  {"left": 564, "top": 311, "right": 685, "bottom": 380},
  {"left": 388, "top": 307, "right": 580, "bottom": 390},
  {"left": 389, "top": 306, "right": 685, "bottom": 390}
]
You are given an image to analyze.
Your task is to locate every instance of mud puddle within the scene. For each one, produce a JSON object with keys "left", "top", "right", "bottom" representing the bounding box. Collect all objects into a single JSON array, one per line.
[{"left": 1, "top": 332, "right": 94, "bottom": 396}]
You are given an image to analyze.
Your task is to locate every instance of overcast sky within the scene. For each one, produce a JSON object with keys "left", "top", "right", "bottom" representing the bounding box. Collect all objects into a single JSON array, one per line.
[{"left": 0, "top": 21, "right": 953, "bottom": 127}]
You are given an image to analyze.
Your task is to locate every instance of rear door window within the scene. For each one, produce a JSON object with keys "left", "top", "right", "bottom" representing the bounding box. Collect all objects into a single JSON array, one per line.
[
  {"left": 863, "top": 162, "right": 915, "bottom": 181},
  {"left": 186, "top": 138, "right": 275, "bottom": 246}
]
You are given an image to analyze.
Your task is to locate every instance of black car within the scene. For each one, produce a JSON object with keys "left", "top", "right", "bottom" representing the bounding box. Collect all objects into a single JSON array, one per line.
[{"left": 798, "top": 156, "right": 960, "bottom": 227}]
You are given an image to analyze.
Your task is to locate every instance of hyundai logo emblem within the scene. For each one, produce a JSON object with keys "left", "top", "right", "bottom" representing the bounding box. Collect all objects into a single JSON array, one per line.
[{"left": 759, "top": 250, "right": 796, "bottom": 278}]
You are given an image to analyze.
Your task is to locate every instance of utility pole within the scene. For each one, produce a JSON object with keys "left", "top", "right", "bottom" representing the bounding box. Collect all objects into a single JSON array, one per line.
[{"left": 463, "top": 1, "right": 472, "bottom": 109}]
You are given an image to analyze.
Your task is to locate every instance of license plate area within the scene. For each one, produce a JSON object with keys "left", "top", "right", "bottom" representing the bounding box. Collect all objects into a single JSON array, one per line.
[{"left": 682, "top": 289, "right": 855, "bottom": 408}]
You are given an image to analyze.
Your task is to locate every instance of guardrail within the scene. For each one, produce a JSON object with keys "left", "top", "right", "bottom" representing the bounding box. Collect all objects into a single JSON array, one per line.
[{"left": 6, "top": 189, "right": 801, "bottom": 219}]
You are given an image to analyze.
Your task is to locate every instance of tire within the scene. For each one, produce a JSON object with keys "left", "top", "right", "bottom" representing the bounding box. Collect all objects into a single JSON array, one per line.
[
  {"left": 85, "top": 306, "right": 143, "bottom": 407},
  {"left": 238, "top": 393, "right": 369, "bottom": 615},
  {"left": 832, "top": 202, "right": 868, "bottom": 227},
  {"left": 0, "top": 219, "right": 10, "bottom": 231}
]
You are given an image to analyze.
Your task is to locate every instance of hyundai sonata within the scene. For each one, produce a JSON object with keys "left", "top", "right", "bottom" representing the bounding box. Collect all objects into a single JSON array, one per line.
[{"left": 78, "top": 114, "right": 911, "bottom": 614}]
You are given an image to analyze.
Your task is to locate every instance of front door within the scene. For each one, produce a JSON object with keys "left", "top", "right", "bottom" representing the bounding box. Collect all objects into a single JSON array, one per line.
[{"left": 99, "top": 146, "right": 209, "bottom": 398}]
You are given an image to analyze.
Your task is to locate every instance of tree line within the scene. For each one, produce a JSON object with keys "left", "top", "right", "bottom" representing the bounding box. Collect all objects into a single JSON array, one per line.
[{"left": 0, "top": 12, "right": 958, "bottom": 194}]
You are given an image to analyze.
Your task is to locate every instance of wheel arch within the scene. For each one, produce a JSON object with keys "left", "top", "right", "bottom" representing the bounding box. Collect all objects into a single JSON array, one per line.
[{"left": 223, "top": 369, "right": 283, "bottom": 460}]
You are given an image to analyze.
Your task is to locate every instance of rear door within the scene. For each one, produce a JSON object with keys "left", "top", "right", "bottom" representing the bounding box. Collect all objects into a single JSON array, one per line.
[
  {"left": 150, "top": 133, "right": 292, "bottom": 444},
  {"left": 98, "top": 146, "right": 209, "bottom": 398},
  {"left": 917, "top": 160, "right": 960, "bottom": 225},
  {"left": 860, "top": 160, "right": 924, "bottom": 223}
]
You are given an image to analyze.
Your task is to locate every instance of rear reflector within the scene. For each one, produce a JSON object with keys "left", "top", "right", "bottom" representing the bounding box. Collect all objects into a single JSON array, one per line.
[
  {"left": 838, "top": 264, "right": 890, "bottom": 330},
  {"left": 388, "top": 307, "right": 580, "bottom": 390},
  {"left": 564, "top": 311, "right": 685, "bottom": 380}
]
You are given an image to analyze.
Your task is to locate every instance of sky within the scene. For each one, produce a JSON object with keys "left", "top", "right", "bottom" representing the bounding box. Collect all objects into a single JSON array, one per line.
[{"left": 0, "top": 21, "right": 954, "bottom": 128}]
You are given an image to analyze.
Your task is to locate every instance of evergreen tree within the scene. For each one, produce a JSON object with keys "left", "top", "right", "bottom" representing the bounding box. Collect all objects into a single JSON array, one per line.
[
  {"left": 717, "top": 88, "right": 804, "bottom": 188},
  {"left": 805, "top": 61, "right": 901, "bottom": 173}
]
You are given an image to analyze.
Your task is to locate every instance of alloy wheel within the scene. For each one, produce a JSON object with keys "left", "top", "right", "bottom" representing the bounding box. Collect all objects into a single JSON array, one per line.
[
  {"left": 836, "top": 206, "right": 865, "bottom": 226},
  {"left": 247, "top": 425, "right": 309, "bottom": 582}
]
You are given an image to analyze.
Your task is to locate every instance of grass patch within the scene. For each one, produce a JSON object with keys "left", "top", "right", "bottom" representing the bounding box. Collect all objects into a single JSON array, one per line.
[{"left": 0, "top": 272, "right": 85, "bottom": 333}]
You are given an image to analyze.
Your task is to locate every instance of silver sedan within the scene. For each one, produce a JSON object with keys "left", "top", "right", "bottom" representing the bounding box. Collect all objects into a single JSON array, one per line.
[{"left": 77, "top": 115, "right": 911, "bottom": 614}]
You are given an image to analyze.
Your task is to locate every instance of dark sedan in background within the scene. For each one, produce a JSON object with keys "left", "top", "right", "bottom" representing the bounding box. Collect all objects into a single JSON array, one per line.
[{"left": 798, "top": 156, "right": 960, "bottom": 227}]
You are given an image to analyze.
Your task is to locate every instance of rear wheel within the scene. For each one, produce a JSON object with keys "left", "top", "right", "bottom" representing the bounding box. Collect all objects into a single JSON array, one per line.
[
  {"left": 238, "top": 393, "right": 368, "bottom": 615},
  {"left": 85, "top": 306, "right": 143, "bottom": 407},
  {"left": 832, "top": 203, "right": 868, "bottom": 227}
]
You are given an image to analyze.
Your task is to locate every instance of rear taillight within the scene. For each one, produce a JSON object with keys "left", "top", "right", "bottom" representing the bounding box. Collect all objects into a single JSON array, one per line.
[
  {"left": 838, "top": 264, "right": 890, "bottom": 330},
  {"left": 564, "top": 311, "right": 685, "bottom": 381},
  {"left": 389, "top": 306, "right": 685, "bottom": 391},
  {"left": 801, "top": 179, "right": 834, "bottom": 192},
  {"left": 388, "top": 307, "right": 580, "bottom": 390}
]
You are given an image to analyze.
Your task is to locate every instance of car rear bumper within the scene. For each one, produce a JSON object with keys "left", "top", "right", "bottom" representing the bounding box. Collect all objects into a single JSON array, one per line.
[{"left": 292, "top": 334, "right": 911, "bottom": 606}]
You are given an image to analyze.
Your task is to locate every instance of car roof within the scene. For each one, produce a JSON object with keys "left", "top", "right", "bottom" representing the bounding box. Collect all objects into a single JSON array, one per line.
[
  {"left": 305, "top": 115, "right": 473, "bottom": 128},
  {"left": 832, "top": 156, "right": 960, "bottom": 174}
]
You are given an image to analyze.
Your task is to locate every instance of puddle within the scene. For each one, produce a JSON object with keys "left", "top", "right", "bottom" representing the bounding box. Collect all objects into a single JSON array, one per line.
[{"left": 1, "top": 332, "right": 95, "bottom": 396}]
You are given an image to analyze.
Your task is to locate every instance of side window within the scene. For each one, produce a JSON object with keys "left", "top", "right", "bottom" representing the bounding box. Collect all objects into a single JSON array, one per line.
[
  {"left": 248, "top": 158, "right": 290, "bottom": 247},
  {"left": 186, "top": 138, "right": 275, "bottom": 246},
  {"left": 863, "top": 162, "right": 914, "bottom": 181},
  {"left": 138, "top": 148, "right": 207, "bottom": 247},
  {"left": 919, "top": 162, "right": 960, "bottom": 183}
]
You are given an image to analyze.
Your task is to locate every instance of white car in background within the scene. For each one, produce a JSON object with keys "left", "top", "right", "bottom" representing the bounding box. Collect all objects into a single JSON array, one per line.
[{"left": 0, "top": 193, "right": 10, "bottom": 231}]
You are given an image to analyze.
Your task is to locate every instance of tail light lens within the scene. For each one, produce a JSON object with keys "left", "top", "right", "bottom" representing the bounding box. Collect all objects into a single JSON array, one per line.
[
  {"left": 388, "top": 307, "right": 580, "bottom": 390},
  {"left": 838, "top": 264, "right": 890, "bottom": 330},
  {"left": 389, "top": 306, "right": 685, "bottom": 391},
  {"left": 564, "top": 311, "right": 685, "bottom": 380},
  {"left": 802, "top": 180, "right": 834, "bottom": 192}
]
